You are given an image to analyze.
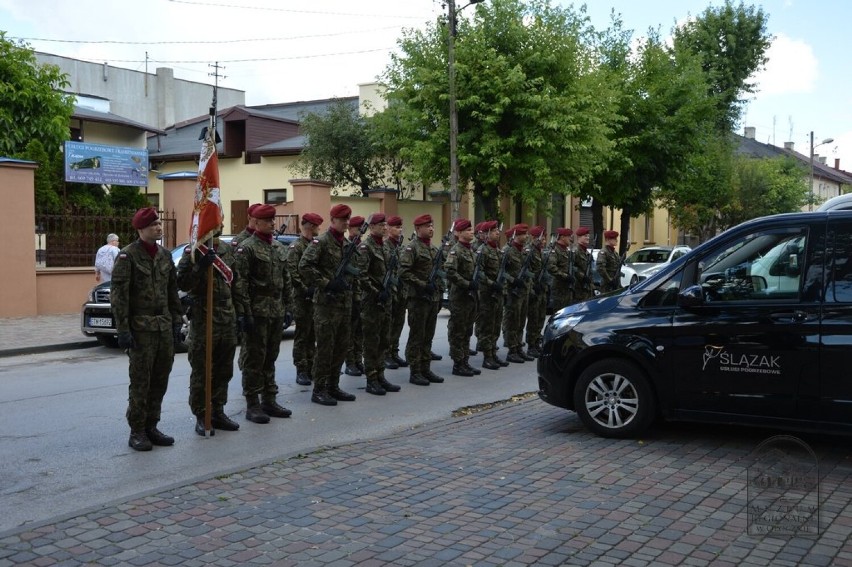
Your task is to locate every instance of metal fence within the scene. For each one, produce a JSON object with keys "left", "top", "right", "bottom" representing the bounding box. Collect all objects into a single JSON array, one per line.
[{"left": 35, "top": 210, "right": 177, "bottom": 268}]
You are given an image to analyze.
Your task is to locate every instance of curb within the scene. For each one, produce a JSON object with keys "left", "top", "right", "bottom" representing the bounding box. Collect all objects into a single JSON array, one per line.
[{"left": 0, "top": 340, "right": 99, "bottom": 359}]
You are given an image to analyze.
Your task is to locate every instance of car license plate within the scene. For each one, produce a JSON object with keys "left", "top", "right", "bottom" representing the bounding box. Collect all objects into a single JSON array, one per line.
[{"left": 88, "top": 317, "right": 113, "bottom": 328}]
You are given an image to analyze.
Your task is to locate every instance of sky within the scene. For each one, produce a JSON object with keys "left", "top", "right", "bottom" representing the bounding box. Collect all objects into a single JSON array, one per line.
[{"left": 1, "top": 0, "right": 850, "bottom": 170}]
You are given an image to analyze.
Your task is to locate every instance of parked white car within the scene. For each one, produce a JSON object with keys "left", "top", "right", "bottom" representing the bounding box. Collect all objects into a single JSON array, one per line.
[{"left": 625, "top": 245, "right": 691, "bottom": 281}]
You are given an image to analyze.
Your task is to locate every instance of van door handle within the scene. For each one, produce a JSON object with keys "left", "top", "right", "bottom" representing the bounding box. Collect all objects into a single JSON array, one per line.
[{"left": 770, "top": 310, "right": 809, "bottom": 323}]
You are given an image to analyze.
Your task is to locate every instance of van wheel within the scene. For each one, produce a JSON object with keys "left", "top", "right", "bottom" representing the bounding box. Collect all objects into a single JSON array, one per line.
[{"left": 573, "top": 359, "right": 654, "bottom": 438}]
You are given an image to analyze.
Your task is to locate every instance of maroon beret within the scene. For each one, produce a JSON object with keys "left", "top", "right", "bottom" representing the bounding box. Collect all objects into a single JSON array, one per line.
[
  {"left": 530, "top": 226, "right": 545, "bottom": 237},
  {"left": 349, "top": 215, "right": 365, "bottom": 228},
  {"left": 386, "top": 215, "right": 402, "bottom": 227},
  {"left": 507, "top": 223, "right": 528, "bottom": 236},
  {"left": 453, "top": 218, "right": 472, "bottom": 231},
  {"left": 302, "top": 212, "right": 323, "bottom": 226},
  {"left": 253, "top": 204, "right": 276, "bottom": 219},
  {"left": 604, "top": 230, "right": 619, "bottom": 239},
  {"left": 556, "top": 227, "right": 573, "bottom": 237},
  {"left": 481, "top": 220, "right": 498, "bottom": 232},
  {"left": 131, "top": 207, "right": 159, "bottom": 230},
  {"left": 330, "top": 204, "right": 352, "bottom": 219},
  {"left": 369, "top": 213, "right": 386, "bottom": 224},
  {"left": 575, "top": 227, "right": 590, "bottom": 237},
  {"left": 474, "top": 221, "right": 484, "bottom": 233},
  {"left": 247, "top": 203, "right": 262, "bottom": 217},
  {"left": 413, "top": 214, "right": 433, "bottom": 227}
]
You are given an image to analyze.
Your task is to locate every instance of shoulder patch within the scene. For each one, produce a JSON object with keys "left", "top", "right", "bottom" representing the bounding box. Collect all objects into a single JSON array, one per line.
[
  {"left": 358, "top": 243, "right": 368, "bottom": 250},
  {"left": 183, "top": 246, "right": 191, "bottom": 254},
  {"left": 236, "top": 247, "right": 244, "bottom": 254},
  {"left": 449, "top": 250, "right": 456, "bottom": 255},
  {"left": 118, "top": 252, "right": 128, "bottom": 259},
  {"left": 405, "top": 246, "right": 413, "bottom": 251},
  {"left": 311, "top": 238, "right": 320, "bottom": 244},
  {"left": 289, "top": 242, "right": 296, "bottom": 248}
]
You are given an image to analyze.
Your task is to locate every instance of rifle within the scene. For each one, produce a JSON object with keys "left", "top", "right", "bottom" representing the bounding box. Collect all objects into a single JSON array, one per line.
[
  {"left": 469, "top": 244, "right": 484, "bottom": 300},
  {"left": 379, "top": 235, "right": 401, "bottom": 304},
  {"left": 329, "top": 221, "right": 369, "bottom": 291},
  {"left": 536, "top": 233, "right": 557, "bottom": 291},
  {"left": 511, "top": 242, "right": 535, "bottom": 298},
  {"left": 427, "top": 227, "right": 454, "bottom": 293},
  {"left": 494, "top": 226, "right": 514, "bottom": 293}
]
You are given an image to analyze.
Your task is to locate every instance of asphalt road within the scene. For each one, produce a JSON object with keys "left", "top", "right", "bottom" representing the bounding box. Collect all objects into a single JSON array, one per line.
[{"left": 0, "top": 312, "right": 539, "bottom": 534}]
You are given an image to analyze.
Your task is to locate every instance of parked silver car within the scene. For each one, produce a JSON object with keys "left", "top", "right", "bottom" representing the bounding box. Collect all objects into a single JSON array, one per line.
[{"left": 625, "top": 245, "right": 691, "bottom": 281}]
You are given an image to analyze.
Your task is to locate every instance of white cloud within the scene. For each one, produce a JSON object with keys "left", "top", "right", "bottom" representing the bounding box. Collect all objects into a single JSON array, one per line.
[{"left": 751, "top": 32, "right": 818, "bottom": 97}]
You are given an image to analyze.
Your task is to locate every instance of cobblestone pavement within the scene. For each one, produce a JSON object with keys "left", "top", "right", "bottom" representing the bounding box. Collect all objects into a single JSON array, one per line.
[
  {"left": 0, "top": 313, "right": 93, "bottom": 356},
  {"left": 1, "top": 398, "right": 850, "bottom": 567}
]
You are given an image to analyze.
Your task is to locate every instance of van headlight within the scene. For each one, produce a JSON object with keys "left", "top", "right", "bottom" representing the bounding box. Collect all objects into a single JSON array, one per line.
[{"left": 547, "top": 315, "right": 584, "bottom": 339}]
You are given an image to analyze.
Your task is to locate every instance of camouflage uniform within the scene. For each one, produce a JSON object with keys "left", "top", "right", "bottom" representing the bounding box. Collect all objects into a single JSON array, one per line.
[
  {"left": 233, "top": 234, "right": 293, "bottom": 412},
  {"left": 444, "top": 241, "right": 479, "bottom": 373},
  {"left": 597, "top": 245, "right": 621, "bottom": 292},
  {"left": 111, "top": 240, "right": 182, "bottom": 434},
  {"left": 299, "top": 229, "right": 354, "bottom": 400},
  {"left": 548, "top": 243, "right": 574, "bottom": 311},
  {"left": 176, "top": 241, "right": 239, "bottom": 421},
  {"left": 572, "top": 246, "right": 595, "bottom": 302},
  {"left": 476, "top": 241, "right": 505, "bottom": 368},
  {"left": 384, "top": 236, "right": 407, "bottom": 365},
  {"left": 355, "top": 235, "right": 396, "bottom": 393},
  {"left": 524, "top": 243, "right": 547, "bottom": 354},
  {"left": 399, "top": 237, "right": 444, "bottom": 384},
  {"left": 230, "top": 227, "right": 254, "bottom": 248},
  {"left": 502, "top": 242, "right": 530, "bottom": 360},
  {"left": 287, "top": 235, "right": 316, "bottom": 383},
  {"left": 344, "top": 238, "right": 364, "bottom": 374}
]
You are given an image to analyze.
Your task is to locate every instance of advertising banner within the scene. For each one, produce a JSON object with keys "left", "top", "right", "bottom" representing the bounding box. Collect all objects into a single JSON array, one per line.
[{"left": 64, "top": 141, "right": 149, "bottom": 187}]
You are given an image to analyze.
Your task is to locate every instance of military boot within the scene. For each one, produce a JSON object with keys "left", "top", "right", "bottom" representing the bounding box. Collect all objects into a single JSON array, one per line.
[
  {"left": 496, "top": 354, "right": 510, "bottom": 367},
  {"left": 311, "top": 385, "right": 338, "bottom": 406},
  {"left": 482, "top": 356, "right": 501, "bottom": 370},
  {"left": 295, "top": 371, "right": 312, "bottom": 386},
  {"left": 145, "top": 426, "right": 175, "bottom": 446},
  {"left": 409, "top": 367, "right": 430, "bottom": 386},
  {"left": 194, "top": 415, "right": 207, "bottom": 436},
  {"left": 506, "top": 350, "right": 526, "bottom": 364},
  {"left": 211, "top": 410, "right": 240, "bottom": 431},
  {"left": 464, "top": 357, "right": 481, "bottom": 375},
  {"left": 452, "top": 362, "right": 475, "bottom": 377},
  {"left": 366, "top": 373, "right": 387, "bottom": 396},
  {"left": 261, "top": 398, "right": 292, "bottom": 418},
  {"left": 344, "top": 364, "right": 363, "bottom": 376},
  {"left": 430, "top": 351, "right": 443, "bottom": 361},
  {"left": 329, "top": 384, "right": 356, "bottom": 401},
  {"left": 424, "top": 368, "right": 445, "bottom": 383},
  {"left": 384, "top": 356, "right": 399, "bottom": 369},
  {"left": 378, "top": 372, "right": 401, "bottom": 392},
  {"left": 128, "top": 430, "right": 152, "bottom": 451},
  {"left": 521, "top": 350, "right": 536, "bottom": 361},
  {"left": 245, "top": 396, "right": 271, "bottom": 424},
  {"left": 392, "top": 352, "right": 409, "bottom": 367}
]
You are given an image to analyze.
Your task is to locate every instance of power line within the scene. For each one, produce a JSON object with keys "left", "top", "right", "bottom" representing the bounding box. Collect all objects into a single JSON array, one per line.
[
  {"left": 68, "top": 47, "right": 395, "bottom": 66},
  {"left": 167, "top": 0, "right": 426, "bottom": 19},
  {"left": 11, "top": 25, "right": 406, "bottom": 46}
]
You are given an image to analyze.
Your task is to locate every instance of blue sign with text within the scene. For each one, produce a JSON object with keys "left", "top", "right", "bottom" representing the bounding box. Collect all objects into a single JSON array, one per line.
[{"left": 64, "top": 141, "right": 149, "bottom": 187}]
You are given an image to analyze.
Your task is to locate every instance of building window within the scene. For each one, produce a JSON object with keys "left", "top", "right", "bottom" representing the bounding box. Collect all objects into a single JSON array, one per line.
[
  {"left": 644, "top": 214, "right": 652, "bottom": 243},
  {"left": 147, "top": 193, "right": 160, "bottom": 207},
  {"left": 264, "top": 189, "right": 288, "bottom": 204}
]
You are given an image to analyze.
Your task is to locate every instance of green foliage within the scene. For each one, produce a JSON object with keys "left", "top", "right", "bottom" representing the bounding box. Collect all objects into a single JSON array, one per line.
[
  {"left": 380, "top": 0, "right": 619, "bottom": 217},
  {"left": 19, "top": 139, "right": 62, "bottom": 213},
  {"left": 0, "top": 32, "right": 74, "bottom": 159},
  {"left": 107, "top": 185, "right": 149, "bottom": 211},
  {"left": 672, "top": 0, "right": 771, "bottom": 131},
  {"left": 726, "top": 156, "right": 808, "bottom": 226}
]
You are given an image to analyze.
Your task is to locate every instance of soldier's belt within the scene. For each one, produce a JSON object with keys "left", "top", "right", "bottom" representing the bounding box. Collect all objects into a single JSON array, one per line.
[{"left": 131, "top": 308, "right": 168, "bottom": 316}]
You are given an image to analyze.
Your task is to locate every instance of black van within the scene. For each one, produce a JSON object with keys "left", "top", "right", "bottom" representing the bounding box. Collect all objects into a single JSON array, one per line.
[{"left": 537, "top": 210, "right": 852, "bottom": 438}]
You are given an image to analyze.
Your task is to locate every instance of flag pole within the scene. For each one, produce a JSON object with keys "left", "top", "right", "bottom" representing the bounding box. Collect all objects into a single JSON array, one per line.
[{"left": 203, "top": 89, "right": 217, "bottom": 437}]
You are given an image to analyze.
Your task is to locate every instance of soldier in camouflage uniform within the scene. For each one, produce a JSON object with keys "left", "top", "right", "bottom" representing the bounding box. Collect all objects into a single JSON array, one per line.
[
  {"left": 444, "top": 219, "right": 482, "bottom": 377},
  {"left": 383, "top": 216, "right": 409, "bottom": 369},
  {"left": 399, "top": 214, "right": 446, "bottom": 386},
  {"left": 475, "top": 220, "right": 508, "bottom": 370},
  {"left": 287, "top": 212, "right": 323, "bottom": 387},
  {"left": 344, "top": 216, "right": 366, "bottom": 377},
  {"left": 597, "top": 230, "right": 622, "bottom": 292},
  {"left": 502, "top": 224, "right": 533, "bottom": 363},
  {"left": 524, "top": 226, "right": 548, "bottom": 358},
  {"left": 572, "top": 226, "right": 595, "bottom": 302},
  {"left": 233, "top": 204, "right": 294, "bottom": 424},
  {"left": 177, "top": 229, "right": 241, "bottom": 434},
  {"left": 111, "top": 207, "right": 183, "bottom": 451},
  {"left": 231, "top": 203, "right": 261, "bottom": 247},
  {"left": 299, "top": 204, "right": 359, "bottom": 406},
  {"left": 548, "top": 227, "right": 575, "bottom": 312},
  {"left": 355, "top": 213, "right": 401, "bottom": 395}
]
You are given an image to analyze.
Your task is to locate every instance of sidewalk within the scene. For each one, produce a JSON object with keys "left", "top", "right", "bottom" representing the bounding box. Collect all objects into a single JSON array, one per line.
[
  {"left": 1, "top": 398, "right": 850, "bottom": 566},
  {"left": 0, "top": 313, "right": 96, "bottom": 357}
]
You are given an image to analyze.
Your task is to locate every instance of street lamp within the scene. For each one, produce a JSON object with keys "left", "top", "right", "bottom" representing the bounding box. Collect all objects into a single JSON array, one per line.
[
  {"left": 809, "top": 131, "right": 834, "bottom": 211},
  {"left": 447, "top": 0, "right": 485, "bottom": 221}
]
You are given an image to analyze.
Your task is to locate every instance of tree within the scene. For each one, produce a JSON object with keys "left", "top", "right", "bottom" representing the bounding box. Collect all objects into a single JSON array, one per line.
[
  {"left": 725, "top": 155, "right": 808, "bottom": 227},
  {"left": 381, "top": 0, "right": 619, "bottom": 219},
  {"left": 1, "top": 33, "right": 75, "bottom": 212},
  {"left": 672, "top": 0, "right": 771, "bottom": 132},
  {"left": 0, "top": 33, "right": 74, "bottom": 160}
]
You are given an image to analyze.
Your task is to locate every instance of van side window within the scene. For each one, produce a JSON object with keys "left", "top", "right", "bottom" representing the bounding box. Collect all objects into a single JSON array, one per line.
[
  {"left": 696, "top": 228, "right": 807, "bottom": 302},
  {"left": 827, "top": 223, "right": 852, "bottom": 303}
]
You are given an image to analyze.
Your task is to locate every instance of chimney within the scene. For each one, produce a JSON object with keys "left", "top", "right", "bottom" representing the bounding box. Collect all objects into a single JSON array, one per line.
[
  {"left": 744, "top": 126, "right": 756, "bottom": 139},
  {"left": 836, "top": 158, "right": 841, "bottom": 170},
  {"left": 784, "top": 142, "right": 795, "bottom": 151}
]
